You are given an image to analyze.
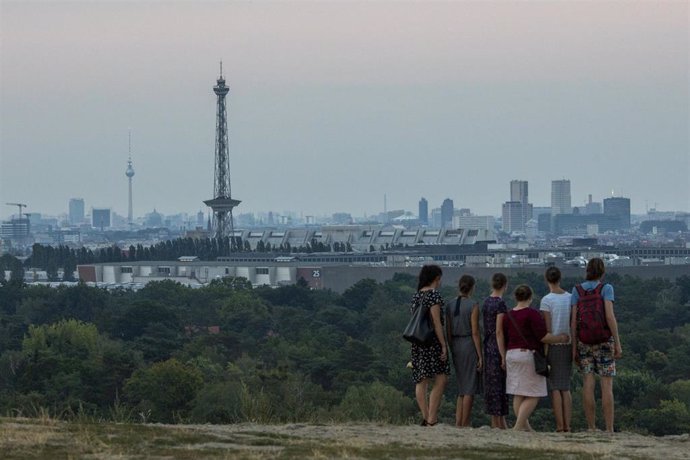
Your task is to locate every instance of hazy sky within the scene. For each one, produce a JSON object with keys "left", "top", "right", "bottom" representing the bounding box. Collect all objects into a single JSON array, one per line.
[{"left": 1, "top": 1, "right": 688, "bottom": 220}]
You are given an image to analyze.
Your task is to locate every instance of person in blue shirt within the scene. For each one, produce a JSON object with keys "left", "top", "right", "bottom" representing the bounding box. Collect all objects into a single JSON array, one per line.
[{"left": 570, "top": 258, "right": 622, "bottom": 433}]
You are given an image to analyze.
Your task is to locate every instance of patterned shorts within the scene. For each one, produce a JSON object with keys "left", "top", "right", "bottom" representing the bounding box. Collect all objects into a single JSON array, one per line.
[{"left": 577, "top": 336, "right": 616, "bottom": 377}]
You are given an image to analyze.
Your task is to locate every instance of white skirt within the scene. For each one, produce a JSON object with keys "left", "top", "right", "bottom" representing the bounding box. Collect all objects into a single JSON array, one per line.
[{"left": 506, "top": 349, "right": 548, "bottom": 397}]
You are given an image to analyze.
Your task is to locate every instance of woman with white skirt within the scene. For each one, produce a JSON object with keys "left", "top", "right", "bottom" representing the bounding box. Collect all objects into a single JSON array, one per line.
[{"left": 498, "top": 285, "right": 569, "bottom": 431}]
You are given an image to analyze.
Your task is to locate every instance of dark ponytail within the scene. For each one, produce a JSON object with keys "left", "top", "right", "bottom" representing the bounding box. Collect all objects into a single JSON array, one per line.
[{"left": 458, "top": 275, "right": 475, "bottom": 296}]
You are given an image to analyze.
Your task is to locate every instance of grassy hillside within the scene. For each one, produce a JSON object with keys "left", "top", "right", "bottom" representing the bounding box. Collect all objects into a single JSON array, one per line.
[{"left": 1, "top": 418, "right": 688, "bottom": 459}]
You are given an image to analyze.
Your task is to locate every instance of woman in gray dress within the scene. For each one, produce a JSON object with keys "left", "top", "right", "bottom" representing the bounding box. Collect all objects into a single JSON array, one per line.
[{"left": 446, "top": 275, "right": 483, "bottom": 427}]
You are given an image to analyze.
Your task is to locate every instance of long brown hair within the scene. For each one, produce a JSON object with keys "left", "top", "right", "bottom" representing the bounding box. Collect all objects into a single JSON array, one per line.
[
  {"left": 417, "top": 264, "right": 442, "bottom": 291},
  {"left": 586, "top": 258, "right": 605, "bottom": 281}
]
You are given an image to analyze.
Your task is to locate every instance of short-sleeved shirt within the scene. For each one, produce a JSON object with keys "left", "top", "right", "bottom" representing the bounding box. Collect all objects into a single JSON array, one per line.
[
  {"left": 570, "top": 281, "right": 614, "bottom": 306},
  {"left": 502, "top": 307, "right": 547, "bottom": 351},
  {"left": 540, "top": 292, "right": 572, "bottom": 338}
]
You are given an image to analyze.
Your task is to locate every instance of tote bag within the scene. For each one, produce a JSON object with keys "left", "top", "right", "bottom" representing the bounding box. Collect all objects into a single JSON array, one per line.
[{"left": 403, "top": 297, "right": 434, "bottom": 345}]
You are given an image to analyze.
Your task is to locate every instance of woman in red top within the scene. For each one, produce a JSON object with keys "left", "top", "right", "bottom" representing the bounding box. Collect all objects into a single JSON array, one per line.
[{"left": 498, "top": 285, "right": 569, "bottom": 431}]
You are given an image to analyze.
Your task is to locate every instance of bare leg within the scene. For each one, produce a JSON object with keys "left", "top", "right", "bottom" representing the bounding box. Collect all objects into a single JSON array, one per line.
[
  {"left": 461, "top": 395, "right": 474, "bottom": 427},
  {"left": 491, "top": 415, "right": 507, "bottom": 429},
  {"left": 551, "top": 391, "right": 564, "bottom": 431},
  {"left": 427, "top": 374, "right": 447, "bottom": 424},
  {"left": 601, "top": 377, "right": 614, "bottom": 433},
  {"left": 513, "top": 395, "right": 524, "bottom": 421},
  {"left": 415, "top": 379, "right": 430, "bottom": 423},
  {"left": 562, "top": 390, "right": 572, "bottom": 432},
  {"left": 455, "top": 396, "right": 463, "bottom": 427},
  {"left": 514, "top": 396, "right": 539, "bottom": 431},
  {"left": 582, "top": 373, "right": 597, "bottom": 430}
]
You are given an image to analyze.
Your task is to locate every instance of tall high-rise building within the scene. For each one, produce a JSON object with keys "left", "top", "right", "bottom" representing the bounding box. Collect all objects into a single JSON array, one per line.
[
  {"left": 441, "top": 198, "right": 454, "bottom": 228},
  {"left": 551, "top": 180, "right": 572, "bottom": 216},
  {"left": 125, "top": 131, "right": 135, "bottom": 226},
  {"left": 418, "top": 197, "right": 428, "bottom": 225},
  {"left": 502, "top": 201, "right": 524, "bottom": 233},
  {"left": 603, "top": 197, "right": 631, "bottom": 230},
  {"left": 510, "top": 180, "right": 528, "bottom": 205},
  {"left": 510, "top": 180, "right": 532, "bottom": 228},
  {"left": 69, "top": 198, "right": 84, "bottom": 225},
  {"left": 204, "top": 62, "right": 241, "bottom": 242}
]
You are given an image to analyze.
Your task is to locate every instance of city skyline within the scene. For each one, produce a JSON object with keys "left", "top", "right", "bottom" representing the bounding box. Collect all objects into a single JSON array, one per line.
[
  {"left": 1, "top": 1, "right": 688, "bottom": 219},
  {"left": 1, "top": 183, "right": 649, "bottom": 225}
]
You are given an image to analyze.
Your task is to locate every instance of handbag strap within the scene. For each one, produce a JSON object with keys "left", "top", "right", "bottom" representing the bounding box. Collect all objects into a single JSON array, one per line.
[
  {"left": 505, "top": 309, "right": 531, "bottom": 347},
  {"left": 414, "top": 291, "right": 430, "bottom": 314}
]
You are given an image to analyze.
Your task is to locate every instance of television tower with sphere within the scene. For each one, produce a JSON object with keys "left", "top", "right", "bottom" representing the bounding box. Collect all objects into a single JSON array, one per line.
[
  {"left": 204, "top": 62, "right": 241, "bottom": 243},
  {"left": 125, "top": 130, "right": 135, "bottom": 226}
]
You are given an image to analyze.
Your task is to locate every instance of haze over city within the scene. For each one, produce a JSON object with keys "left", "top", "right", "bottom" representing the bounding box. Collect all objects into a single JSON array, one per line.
[
  {"left": 1, "top": 1, "right": 688, "bottom": 220},
  {"left": 3, "top": 3, "right": 690, "bottom": 445}
]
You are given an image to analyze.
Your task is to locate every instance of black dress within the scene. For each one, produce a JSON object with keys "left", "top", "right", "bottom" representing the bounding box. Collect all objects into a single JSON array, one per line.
[{"left": 410, "top": 290, "right": 451, "bottom": 383}]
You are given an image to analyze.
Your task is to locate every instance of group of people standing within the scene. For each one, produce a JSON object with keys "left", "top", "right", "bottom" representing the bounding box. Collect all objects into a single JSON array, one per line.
[{"left": 408, "top": 258, "right": 622, "bottom": 432}]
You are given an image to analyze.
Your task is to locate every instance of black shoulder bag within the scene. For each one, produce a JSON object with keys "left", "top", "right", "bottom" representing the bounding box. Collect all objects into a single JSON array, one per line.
[
  {"left": 506, "top": 310, "right": 549, "bottom": 377},
  {"left": 403, "top": 293, "right": 434, "bottom": 345}
]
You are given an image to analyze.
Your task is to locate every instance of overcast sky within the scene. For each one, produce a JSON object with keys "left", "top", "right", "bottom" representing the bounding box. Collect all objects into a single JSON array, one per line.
[{"left": 1, "top": 1, "right": 688, "bottom": 220}]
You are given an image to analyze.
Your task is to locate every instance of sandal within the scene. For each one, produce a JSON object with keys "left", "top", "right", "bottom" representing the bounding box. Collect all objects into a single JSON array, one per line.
[
  {"left": 420, "top": 419, "right": 428, "bottom": 426},
  {"left": 427, "top": 421, "right": 439, "bottom": 427}
]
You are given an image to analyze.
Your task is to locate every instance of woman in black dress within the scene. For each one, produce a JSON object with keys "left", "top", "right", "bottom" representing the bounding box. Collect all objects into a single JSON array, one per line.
[{"left": 410, "top": 264, "right": 450, "bottom": 426}]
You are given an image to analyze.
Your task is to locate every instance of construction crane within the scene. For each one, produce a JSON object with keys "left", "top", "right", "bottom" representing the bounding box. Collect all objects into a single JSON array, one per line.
[{"left": 6, "top": 203, "right": 27, "bottom": 220}]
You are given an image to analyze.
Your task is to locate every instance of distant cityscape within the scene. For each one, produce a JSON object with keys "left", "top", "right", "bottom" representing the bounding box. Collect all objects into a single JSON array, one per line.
[
  {"left": 3, "top": 68, "right": 690, "bottom": 289},
  {"left": 2, "top": 176, "right": 687, "bottom": 254}
]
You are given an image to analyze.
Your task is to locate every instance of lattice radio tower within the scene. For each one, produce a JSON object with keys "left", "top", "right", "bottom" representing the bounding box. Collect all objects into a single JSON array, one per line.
[{"left": 204, "top": 62, "right": 241, "bottom": 244}]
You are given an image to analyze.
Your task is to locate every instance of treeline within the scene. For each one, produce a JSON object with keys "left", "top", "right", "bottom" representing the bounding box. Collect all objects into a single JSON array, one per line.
[
  {"left": 24, "top": 238, "right": 357, "bottom": 279},
  {"left": 0, "top": 265, "right": 689, "bottom": 434}
]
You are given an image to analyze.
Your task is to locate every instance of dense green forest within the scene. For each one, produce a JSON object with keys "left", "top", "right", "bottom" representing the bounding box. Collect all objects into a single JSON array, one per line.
[{"left": 1, "top": 257, "right": 689, "bottom": 435}]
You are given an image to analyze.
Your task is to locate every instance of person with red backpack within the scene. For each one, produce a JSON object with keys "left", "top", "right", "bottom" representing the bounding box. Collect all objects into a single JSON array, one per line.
[{"left": 570, "top": 257, "right": 622, "bottom": 433}]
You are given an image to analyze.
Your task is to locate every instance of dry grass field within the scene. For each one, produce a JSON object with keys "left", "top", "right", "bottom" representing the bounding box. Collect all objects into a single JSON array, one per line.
[{"left": 1, "top": 417, "right": 688, "bottom": 459}]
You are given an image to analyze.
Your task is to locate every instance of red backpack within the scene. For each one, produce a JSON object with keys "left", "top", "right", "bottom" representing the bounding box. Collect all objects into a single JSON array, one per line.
[{"left": 575, "top": 283, "right": 612, "bottom": 344}]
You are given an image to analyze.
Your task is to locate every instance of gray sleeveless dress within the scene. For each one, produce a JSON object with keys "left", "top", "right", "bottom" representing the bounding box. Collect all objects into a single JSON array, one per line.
[{"left": 448, "top": 296, "right": 482, "bottom": 396}]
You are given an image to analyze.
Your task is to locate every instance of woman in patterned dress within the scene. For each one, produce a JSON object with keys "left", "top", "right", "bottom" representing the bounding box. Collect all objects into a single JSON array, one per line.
[
  {"left": 410, "top": 264, "right": 450, "bottom": 426},
  {"left": 482, "top": 272, "right": 509, "bottom": 429}
]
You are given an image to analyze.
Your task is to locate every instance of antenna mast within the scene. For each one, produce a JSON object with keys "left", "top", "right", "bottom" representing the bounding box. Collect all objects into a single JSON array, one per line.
[{"left": 204, "top": 62, "right": 241, "bottom": 246}]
